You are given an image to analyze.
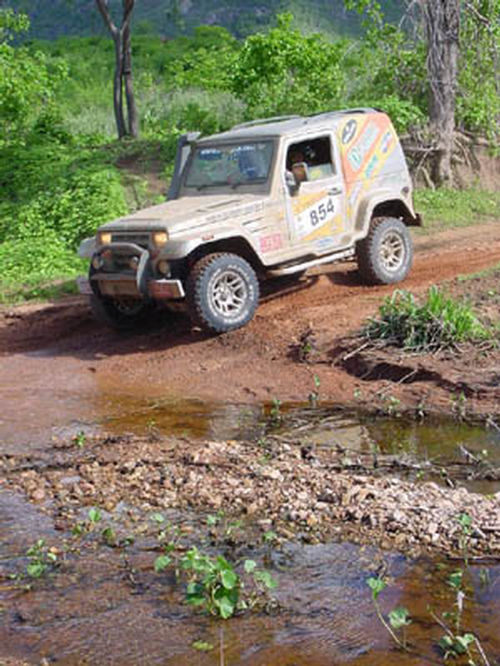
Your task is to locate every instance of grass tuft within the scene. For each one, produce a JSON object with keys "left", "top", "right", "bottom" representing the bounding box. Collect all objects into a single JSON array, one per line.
[{"left": 364, "top": 286, "right": 490, "bottom": 352}]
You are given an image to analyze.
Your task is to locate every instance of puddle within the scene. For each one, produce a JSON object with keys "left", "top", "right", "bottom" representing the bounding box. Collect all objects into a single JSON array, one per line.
[
  {"left": 2, "top": 362, "right": 500, "bottom": 663},
  {"left": 1, "top": 494, "right": 500, "bottom": 665}
]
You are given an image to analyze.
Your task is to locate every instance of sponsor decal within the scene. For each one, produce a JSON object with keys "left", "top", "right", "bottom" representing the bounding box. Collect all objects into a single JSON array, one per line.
[
  {"left": 380, "top": 130, "right": 394, "bottom": 154},
  {"left": 260, "top": 233, "right": 283, "bottom": 253},
  {"left": 347, "top": 123, "right": 379, "bottom": 172},
  {"left": 365, "top": 154, "right": 379, "bottom": 178},
  {"left": 341, "top": 119, "right": 357, "bottom": 145},
  {"left": 315, "top": 236, "right": 336, "bottom": 251}
]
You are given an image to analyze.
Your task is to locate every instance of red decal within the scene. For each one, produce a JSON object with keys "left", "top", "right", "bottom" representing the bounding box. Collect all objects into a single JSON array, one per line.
[{"left": 260, "top": 233, "right": 283, "bottom": 253}]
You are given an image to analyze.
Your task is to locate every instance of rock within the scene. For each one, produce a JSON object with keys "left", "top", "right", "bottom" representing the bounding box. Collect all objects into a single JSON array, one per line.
[{"left": 31, "top": 488, "right": 45, "bottom": 502}]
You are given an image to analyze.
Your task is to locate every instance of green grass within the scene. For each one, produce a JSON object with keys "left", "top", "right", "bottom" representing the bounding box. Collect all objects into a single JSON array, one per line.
[
  {"left": 415, "top": 187, "right": 500, "bottom": 232},
  {"left": 0, "top": 276, "right": 80, "bottom": 305},
  {"left": 364, "top": 286, "right": 491, "bottom": 352}
]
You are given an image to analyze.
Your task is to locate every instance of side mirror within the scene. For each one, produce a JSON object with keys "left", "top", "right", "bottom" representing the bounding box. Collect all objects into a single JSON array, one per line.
[{"left": 285, "top": 170, "right": 299, "bottom": 194}]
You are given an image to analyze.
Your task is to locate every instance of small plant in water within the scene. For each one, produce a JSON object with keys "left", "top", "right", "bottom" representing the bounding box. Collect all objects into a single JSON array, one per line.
[
  {"left": 73, "top": 431, "right": 86, "bottom": 448},
  {"left": 269, "top": 398, "right": 282, "bottom": 427},
  {"left": 308, "top": 374, "right": 321, "bottom": 407},
  {"left": 366, "top": 576, "right": 411, "bottom": 650},
  {"left": 25, "top": 539, "right": 58, "bottom": 579},
  {"left": 155, "top": 545, "right": 277, "bottom": 619}
]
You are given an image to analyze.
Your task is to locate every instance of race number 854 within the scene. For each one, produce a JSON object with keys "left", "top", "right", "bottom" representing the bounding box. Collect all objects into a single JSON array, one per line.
[{"left": 310, "top": 197, "right": 335, "bottom": 227}]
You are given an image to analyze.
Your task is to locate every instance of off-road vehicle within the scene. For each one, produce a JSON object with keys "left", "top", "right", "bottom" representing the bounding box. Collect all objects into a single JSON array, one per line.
[{"left": 79, "top": 109, "right": 421, "bottom": 332}]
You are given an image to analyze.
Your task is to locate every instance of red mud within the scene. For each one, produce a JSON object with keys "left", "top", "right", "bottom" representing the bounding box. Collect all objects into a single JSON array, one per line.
[{"left": 1, "top": 223, "right": 500, "bottom": 439}]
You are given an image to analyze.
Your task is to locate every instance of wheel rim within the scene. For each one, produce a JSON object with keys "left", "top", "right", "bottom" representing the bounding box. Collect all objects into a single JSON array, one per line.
[
  {"left": 379, "top": 231, "right": 405, "bottom": 272},
  {"left": 209, "top": 270, "right": 248, "bottom": 319}
]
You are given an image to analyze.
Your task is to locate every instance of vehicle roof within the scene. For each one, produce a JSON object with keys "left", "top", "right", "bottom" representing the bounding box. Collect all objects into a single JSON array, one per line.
[{"left": 196, "top": 108, "right": 381, "bottom": 144}]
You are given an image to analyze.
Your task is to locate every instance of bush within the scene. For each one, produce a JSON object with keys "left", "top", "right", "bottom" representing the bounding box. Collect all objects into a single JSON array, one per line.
[
  {"left": 0, "top": 141, "right": 128, "bottom": 247},
  {"left": 141, "top": 88, "right": 246, "bottom": 138},
  {"left": 364, "top": 287, "right": 489, "bottom": 352}
]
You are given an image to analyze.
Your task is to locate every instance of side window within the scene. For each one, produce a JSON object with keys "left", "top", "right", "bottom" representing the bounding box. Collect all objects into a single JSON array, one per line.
[{"left": 286, "top": 136, "right": 335, "bottom": 183}]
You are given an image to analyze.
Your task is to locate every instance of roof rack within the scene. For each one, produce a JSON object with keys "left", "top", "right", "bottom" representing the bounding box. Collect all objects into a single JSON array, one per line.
[
  {"left": 306, "top": 108, "right": 375, "bottom": 121},
  {"left": 231, "top": 115, "right": 301, "bottom": 130}
]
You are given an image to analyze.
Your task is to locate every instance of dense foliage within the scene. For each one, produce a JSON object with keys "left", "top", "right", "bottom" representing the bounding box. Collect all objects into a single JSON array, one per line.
[{"left": 0, "top": 6, "right": 498, "bottom": 300}]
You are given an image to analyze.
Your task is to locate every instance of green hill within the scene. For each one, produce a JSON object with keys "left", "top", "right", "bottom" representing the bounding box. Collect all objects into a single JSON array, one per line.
[{"left": 3, "top": 0, "right": 404, "bottom": 39}]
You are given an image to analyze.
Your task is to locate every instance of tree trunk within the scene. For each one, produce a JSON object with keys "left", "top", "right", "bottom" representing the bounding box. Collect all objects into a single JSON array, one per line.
[
  {"left": 421, "top": 0, "right": 460, "bottom": 186},
  {"left": 123, "top": 23, "right": 139, "bottom": 138},
  {"left": 95, "top": 0, "right": 137, "bottom": 140},
  {"left": 113, "top": 34, "right": 127, "bottom": 138}
]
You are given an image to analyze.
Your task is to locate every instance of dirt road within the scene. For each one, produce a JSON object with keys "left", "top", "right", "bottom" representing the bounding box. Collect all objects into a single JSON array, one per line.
[{"left": 2, "top": 222, "right": 500, "bottom": 449}]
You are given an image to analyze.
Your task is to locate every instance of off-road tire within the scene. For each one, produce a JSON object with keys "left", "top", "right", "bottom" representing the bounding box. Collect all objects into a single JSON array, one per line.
[
  {"left": 89, "top": 293, "right": 153, "bottom": 331},
  {"left": 356, "top": 216, "right": 413, "bottom": 285},
  {"left": 186, "top": 253, "right": 259, "bottom": 333}
]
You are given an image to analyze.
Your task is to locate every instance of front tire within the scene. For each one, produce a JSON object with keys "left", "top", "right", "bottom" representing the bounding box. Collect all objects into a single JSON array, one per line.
[
  {"left": 186, "top": 253, "right": 259, "bottom": 333},
  {"left": 356, "top": 217, "right": 413, "bottom": 285},
  {"left": 89, "top": 294, "right": 153, "bottom": 331}
]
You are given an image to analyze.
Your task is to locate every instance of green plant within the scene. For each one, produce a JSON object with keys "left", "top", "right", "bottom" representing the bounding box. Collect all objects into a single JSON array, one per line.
[
  {"left": 155, "top": 545, "right": 277, "bottom": 620},
  {"left": 308, "top": 374, "right": 321, "bottom": 407},
  {"left": 365, "top": 287, "right": 489, "bottom": 352},
  {"left": 366, "top": 576, "right": 411, "bottom": 650},
  {"left": 269, "top": 398, "right": 282, "bottom": 427},
  {"left": 73, "top": 431, "right": 86, "bottom": 448},
  {"left": 181, "top": 547, "right": 241, "bottom": 619},
  {"left": 25, "top": 539, "right": 58, "bottom": 578}
]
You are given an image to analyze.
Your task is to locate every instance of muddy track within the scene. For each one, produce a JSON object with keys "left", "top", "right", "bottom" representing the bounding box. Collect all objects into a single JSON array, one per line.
[{"left": 1, "top": 222, "right": 500, "bottom": 443}]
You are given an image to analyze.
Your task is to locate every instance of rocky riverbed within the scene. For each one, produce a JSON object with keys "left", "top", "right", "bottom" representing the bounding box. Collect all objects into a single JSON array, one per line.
[{"left": 2, "top": 431, "right": 499, "bottom": 560}]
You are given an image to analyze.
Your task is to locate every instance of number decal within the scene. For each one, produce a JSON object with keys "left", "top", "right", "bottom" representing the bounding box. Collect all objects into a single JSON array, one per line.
[
  {"left": 295, "top": 195, "right": 337, "bottom": 240},
  {"left": 309, "top": 197, "right": 334, "bottom": 228}
]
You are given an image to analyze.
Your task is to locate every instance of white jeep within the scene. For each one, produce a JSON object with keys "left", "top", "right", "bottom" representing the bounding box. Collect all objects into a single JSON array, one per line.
[{"left": 79, "top": 109, "right": 421, "bottom": 332}]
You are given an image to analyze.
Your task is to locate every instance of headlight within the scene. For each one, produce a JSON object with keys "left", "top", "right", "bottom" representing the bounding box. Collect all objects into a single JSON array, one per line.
[
  {"left": 152, "top": 231, "right": 169, "bottom": 248},
  {"left": 98, "top": 231, "right": 112, "bottom": 246}
]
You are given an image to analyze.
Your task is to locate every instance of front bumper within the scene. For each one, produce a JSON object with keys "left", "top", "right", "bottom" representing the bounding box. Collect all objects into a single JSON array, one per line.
[
  {"left": 77, "top": 274, "right": 185, "bottom": 300},
  {"left": 83, "top": 242, "right": 185, "bottom": 300}
]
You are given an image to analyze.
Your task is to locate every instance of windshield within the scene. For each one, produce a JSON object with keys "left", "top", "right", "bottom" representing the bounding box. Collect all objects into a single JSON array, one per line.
[{"left": 184, "top": 141, "right": 274, "bottom": 189}]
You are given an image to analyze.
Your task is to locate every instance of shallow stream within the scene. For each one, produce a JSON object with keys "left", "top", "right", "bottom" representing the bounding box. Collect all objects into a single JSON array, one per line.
[{"left": 2, "top": 382, "right": 500, "bottom": 664}]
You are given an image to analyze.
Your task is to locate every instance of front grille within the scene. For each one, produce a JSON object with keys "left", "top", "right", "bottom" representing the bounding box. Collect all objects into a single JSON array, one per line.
[{"left": 111, "top": 232, "right": 150, "bottom": 248}]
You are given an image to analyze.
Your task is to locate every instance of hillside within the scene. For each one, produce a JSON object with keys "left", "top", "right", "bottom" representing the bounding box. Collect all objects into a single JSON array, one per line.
[{"left": 4, "top": 0, "right": 404, "bottom": 39}]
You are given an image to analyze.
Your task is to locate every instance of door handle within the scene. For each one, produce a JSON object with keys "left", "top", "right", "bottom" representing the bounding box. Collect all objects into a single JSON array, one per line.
[{"left": 328, "top": 187, "right": 342, "bottom": 195}]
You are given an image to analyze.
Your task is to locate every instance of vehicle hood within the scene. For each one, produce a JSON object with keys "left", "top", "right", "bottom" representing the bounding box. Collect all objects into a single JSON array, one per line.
[{"left": 98, "top": 193, "right": 268, "bottom": 237}]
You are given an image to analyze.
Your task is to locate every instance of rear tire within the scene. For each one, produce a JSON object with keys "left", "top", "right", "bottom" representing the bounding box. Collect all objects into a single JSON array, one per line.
[
  {"left": 90, "top": 294, "right": 153, "bottom": 331},
  {"left": 356, "top": 217, "right": 413, "bottom": 285},
  {"left": 186, "top": 253, "right": 259, "bottom": 333}
]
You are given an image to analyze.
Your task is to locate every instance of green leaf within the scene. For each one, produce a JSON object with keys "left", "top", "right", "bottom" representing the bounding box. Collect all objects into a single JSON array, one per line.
[
  {"left": 154, "top": 554, "right": 171, "bottom": 573},
  {"left": 456, "top": 634, "right": 475, "bottom": 652},
  {"left": 388, "top": 606, "right": 411, "bottom": 629},
  {"left": 88, "top": 507, "right": 102, "bottom": 523},
  {"left": 367, "top": 576, "right": 386, "bottom": 599},
  {"left": 215, "top": 594, "right": 235, "bottom": 619},
  {"left": 221, "top": 569, "right": 238, "bottom": 590},
  {"left": 27, "top": 562, "right": 45, "bottom": 578},
  {"left": 263, "top": 530, "right": 278, "bottom": 543},
  {"left": 151, "top": 512, "right": 164, "bottom": 524},
  {"left": 457, "top": 513, "right": 472, "bottom": 529},
  {"left": 244, "top": 559, "right": 257, "bottom": 574},
  {"left": 448, "top": 570, "right": 463, "bottom": 590},
  {"left": 254, "top": 570, "right": 277, "bottom": 589},
  {"left": 192, "top": 641, "right": 214, "bottom": 652}
]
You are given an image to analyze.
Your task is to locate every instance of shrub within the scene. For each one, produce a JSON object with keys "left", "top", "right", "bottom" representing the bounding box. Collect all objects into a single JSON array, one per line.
[{"left": 364, "top": 287, "right": 489, "bottom": 351}]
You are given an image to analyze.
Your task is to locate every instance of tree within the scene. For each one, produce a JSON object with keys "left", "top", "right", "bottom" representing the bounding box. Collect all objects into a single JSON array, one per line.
[
  {"left": 344, "top": 0, "right": 499, "bottom": 187},
  {"left": 95, "top": 0, "right": 138, "bottom": 139},
  {"left": 420, "top": 1, "right": 460, "bottom": 185},
  {"left": 0, "top": 9, "right": 65, "bottom": 144}
]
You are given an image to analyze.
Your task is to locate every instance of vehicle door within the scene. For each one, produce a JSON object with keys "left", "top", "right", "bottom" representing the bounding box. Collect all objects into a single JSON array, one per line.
[{"left": 283, "top": 133, "right": 346, "bottom": 254}]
